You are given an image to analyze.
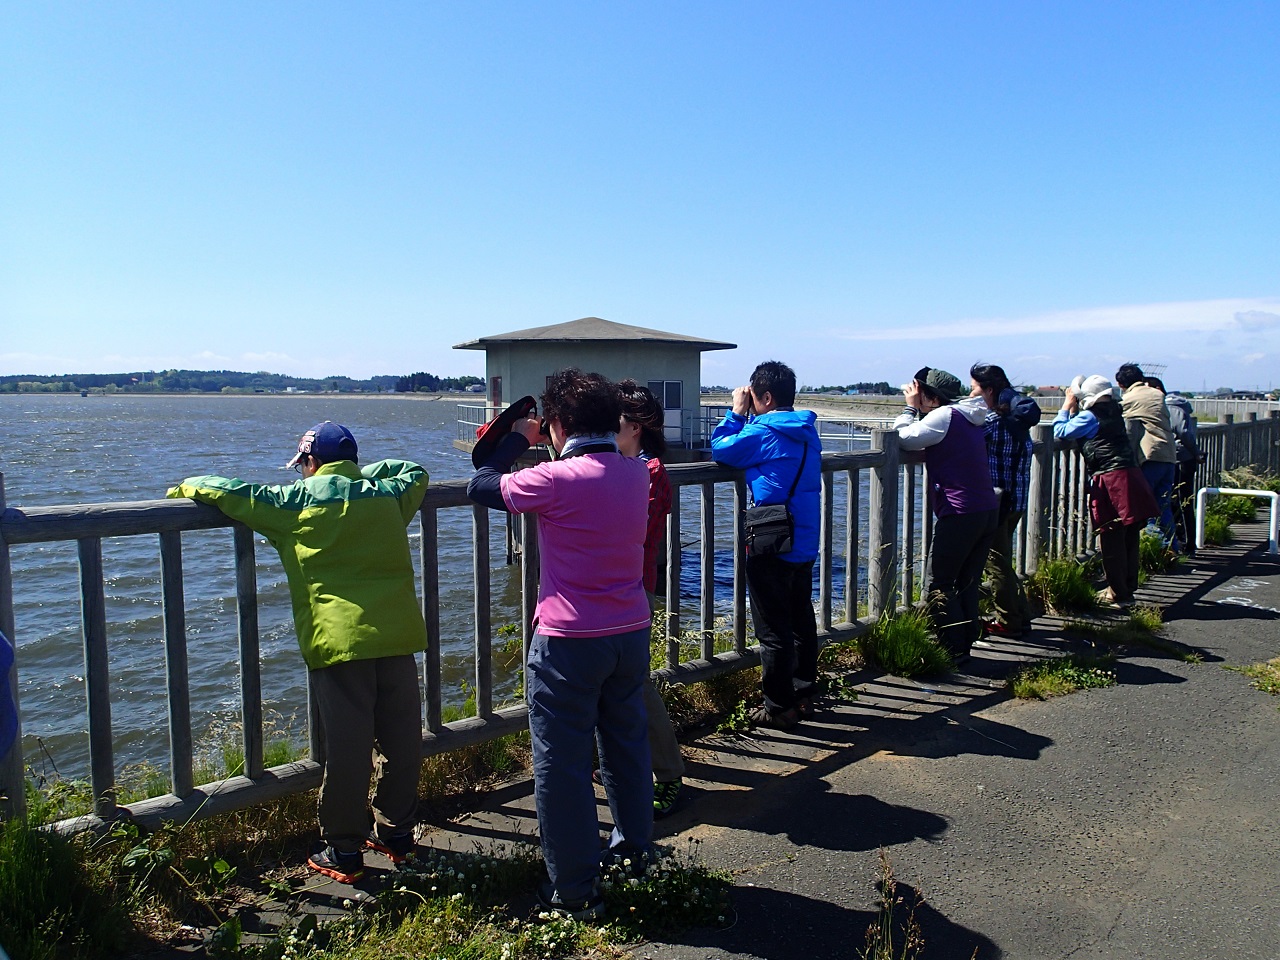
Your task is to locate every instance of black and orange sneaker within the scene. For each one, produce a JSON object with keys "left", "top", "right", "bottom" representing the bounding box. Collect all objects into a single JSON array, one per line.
[
  {"left": 366, "top": 829, "right": 416, "bottom": 865},
  {"left": 307, "top": 845, "right": 365, "bottom": 884}
]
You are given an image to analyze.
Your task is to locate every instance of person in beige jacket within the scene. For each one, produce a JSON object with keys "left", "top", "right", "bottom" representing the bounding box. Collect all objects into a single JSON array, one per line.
[{"left": 1115, "top": 363, "right": 1178, "bottom": 549}]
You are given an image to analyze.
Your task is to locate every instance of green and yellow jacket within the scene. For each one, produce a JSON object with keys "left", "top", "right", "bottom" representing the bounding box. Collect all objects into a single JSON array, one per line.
[{"left": 167, "top": 460, "right": 429, "bottom": 670}]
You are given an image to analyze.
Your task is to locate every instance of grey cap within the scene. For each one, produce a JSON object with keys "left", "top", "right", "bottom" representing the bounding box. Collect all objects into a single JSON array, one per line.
[{"left": 914, "top": 366, "right": 964, "bottom": 403}]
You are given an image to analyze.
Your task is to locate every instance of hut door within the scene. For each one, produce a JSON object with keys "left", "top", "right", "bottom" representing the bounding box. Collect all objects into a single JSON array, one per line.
[{"left": 489, "top": 376, "right": 502, "bottom": 410}]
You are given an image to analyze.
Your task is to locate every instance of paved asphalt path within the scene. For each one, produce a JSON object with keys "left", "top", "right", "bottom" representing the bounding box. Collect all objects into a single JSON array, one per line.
[
  {"left": 629, "top": 530, "right": 1280, "bottom": 960},
  {"left": 247, "top": 529, "right": 1280, "bottom": 960}
]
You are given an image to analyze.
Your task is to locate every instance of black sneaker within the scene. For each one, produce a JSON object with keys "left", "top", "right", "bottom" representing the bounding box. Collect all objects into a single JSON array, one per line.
[
  {"left": 536, "top": 881, "right": 605, "bottom": 921},
  {"left": 366, "top": 828, "right": 416, "bottom": 865},
  {"left": 307, "top": 845, "right": 365, "bottom": 884},
  {"left": 653, "top": 779, "right": 682, "bottom": 818}
]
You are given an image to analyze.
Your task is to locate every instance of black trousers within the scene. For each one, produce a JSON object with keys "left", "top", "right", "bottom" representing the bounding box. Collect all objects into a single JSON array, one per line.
[
  {"left": 745, "top": 554, "right": 818, "bottom": 715},
  {"left": 1099, "top": 522, "right": 1142, "bottom": 602},
  {"left": 926, "top": 509, "right": 999, "bottom": 654},
  {"left": 1172, "top": 460, "right": 1198, "bottom": 556}
]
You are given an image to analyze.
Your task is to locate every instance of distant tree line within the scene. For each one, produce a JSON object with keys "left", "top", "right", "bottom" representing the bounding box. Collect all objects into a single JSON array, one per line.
[
  {"left": 394, "top": 372, "right": 485, "bottom": 392},
  {"left": 804, "top": 381, "right": 895, "bottom": 395},
  {"left": 0, "top": 369, "right": 475, "bottom": 395}
]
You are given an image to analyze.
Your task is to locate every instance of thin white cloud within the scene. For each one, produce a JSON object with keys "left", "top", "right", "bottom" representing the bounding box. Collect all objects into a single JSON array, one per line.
[
  {"left": 1241, "top": 352, "right": 1266, "bottom": 365},
  {"left": 1235, "top": 310, "right": 1280, "bottom": 332},
  {"left": 835, "top": 298, "right": 1280, "bottom": 342}
]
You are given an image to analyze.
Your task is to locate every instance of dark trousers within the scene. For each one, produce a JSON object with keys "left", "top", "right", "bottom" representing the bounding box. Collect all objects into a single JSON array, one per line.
[
  {"left": 1099, "top": 522, "right": 1142, "bottom": 602},
  {"left": 1172, "top": 460, "right": 1198, "bottom": 556},
  {"left": 985, "top": 508, "right": 1033, "bottom": 632},
  {"left": 927, "top": 509, "right": 999, "bottom": 654},
  {"left": 745, "top": 554, "right": 818, "bottom": 714},
  {"left": 312, "top": 655, "right": 423, "bottom": 854}
]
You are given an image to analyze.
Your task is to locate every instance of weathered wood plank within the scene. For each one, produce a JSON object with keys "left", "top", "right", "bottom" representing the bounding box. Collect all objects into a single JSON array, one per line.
[
  {"left": 233, "top": 525, "right": 263, "bottom": 780},
  {"left": 472, "top": 505, "right": 492, "bottom": 717},
  {"left": 699, "top": 482, "right": 715, "bottom": 660},
  {"left": 158, "top": 531, "right": 194, "bottom": 798},
  {"left": 78, "top": 537, "right": 115, "bottom": 819},
  {"left": 0, "top": 474, "right": 25, "bottom": 820}
]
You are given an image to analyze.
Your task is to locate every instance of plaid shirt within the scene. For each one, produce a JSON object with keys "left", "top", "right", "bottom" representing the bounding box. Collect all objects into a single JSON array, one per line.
[{"left": 984, "top": 413, "right": 1034, "bottom": 513}]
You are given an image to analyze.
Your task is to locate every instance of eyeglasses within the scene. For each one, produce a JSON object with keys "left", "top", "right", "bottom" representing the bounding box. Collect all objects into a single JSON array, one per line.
[{"left": 292, "top": 455, "right": 308, "bottom": 473}]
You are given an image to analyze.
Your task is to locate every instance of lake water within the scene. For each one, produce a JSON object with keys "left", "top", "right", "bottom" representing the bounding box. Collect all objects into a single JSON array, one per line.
[{"left": 0, "top": 394, "right": 866, "bottom": 780}]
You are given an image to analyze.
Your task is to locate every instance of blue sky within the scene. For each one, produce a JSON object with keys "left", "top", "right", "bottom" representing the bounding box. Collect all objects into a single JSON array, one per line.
[{"left": 3, "top": 2, "right": 1277, "bottom": 391}]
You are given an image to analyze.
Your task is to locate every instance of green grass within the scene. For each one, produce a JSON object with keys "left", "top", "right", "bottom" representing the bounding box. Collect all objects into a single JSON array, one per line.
[
  {"left": 1138, "top": 531, "right": 1180, "bottom": 575},
  {"left": 0, "top": 816, "right": 133, "bottom": 960},
  {"left": 1007, "top": 655, "right": 1117, "bottom": 700},
  {"left": 858, "top": 610, "right": 952, "bottom": 678},
  {"left": 217, "top": 840, "right": 731, "bottom": 960},
  {"left": 1223, "top": 657, "right": 1280, "bottom": 696},
  {"left": 1202, "top": 513, "right": 1233, "bottom": 545},
  {"left": 1027, "top": 556, "right": 1097, "bottom": 613}
]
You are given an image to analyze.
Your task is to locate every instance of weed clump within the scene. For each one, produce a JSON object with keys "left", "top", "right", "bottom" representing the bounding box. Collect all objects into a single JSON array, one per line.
[
  {"left": 1027, "top": 557, "right": 1097, "bottom": 613},
  {"left": 858, "top": 611, "right": 951, "bottom": 678},
  {"left": 1224, "top": 657, "right": 1280, "bottom": 697},
  {"left": 0, "top": 816, "right": 133, "bottom": 960},
  {"left": 1008, "top": 656, "right": 1117, "bottom": 700}
]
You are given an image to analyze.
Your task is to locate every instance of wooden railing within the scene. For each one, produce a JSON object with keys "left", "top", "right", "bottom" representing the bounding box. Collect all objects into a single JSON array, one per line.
[{"left": 2, "top": 413, "right": 1276, "bottom": 830}]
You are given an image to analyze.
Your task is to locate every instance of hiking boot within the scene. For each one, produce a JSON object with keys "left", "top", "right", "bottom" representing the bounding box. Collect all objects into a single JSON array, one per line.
[
  {"left": 366, "top": 828, "right": 416, "bottom": 865},
  {"left": 748, "top": 705, "right": 800, "bottom": 731},
  {"left": 653, "top": 779, "right": 682, "bottom": 818},
  {"left": 536, "top": 881, "right": 605, "bottom": 921},
  {"left": 307, "top": 845, "right": 365, "bottom": 884},
  {"left": 795, "top": 694, "right": 816, "bottom": 720}
]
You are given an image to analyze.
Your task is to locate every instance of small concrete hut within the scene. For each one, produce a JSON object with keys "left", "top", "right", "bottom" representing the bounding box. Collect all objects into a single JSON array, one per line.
[{"left": 453, "top": 316, "right": 735, "bottom": 451}]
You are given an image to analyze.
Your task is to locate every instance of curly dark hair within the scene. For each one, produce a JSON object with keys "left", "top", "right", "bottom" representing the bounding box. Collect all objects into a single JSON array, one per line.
[
  {"left": 617, "top": 379, "right": 667, "bottom": 457},
  {"left": 540, "top": 368, "right": 622, "bottom": 437}
]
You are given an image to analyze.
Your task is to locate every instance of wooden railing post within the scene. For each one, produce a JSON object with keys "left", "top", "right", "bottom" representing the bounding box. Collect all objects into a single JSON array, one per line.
[
  {"left": 664, "top": 487, "right": 682, "bottom": 667},
  {"left": 818, "top": 471, "right": 834, "bottom": 633},
  {"left": 158, "top": 531, "right": 194, "bottom": 798},
  {"left": 78, "top": 537, "right": 116, "bottom": 819},
  {"left": 868, "top": 429, "right": 900, "bottom": 619},
  {"left": 0, "top": 474, "right": 25, "bottom": 820},
  {"left": 1026, "top": 425, "right": 1053, "bottom": 573},
  {"left": 732, "top": 479, "right": 748, "bottom": 654},
  {"left": 233, "top": 525, "right": 263, "bottom": 780},
  {"left": 699, "top": 482, "right": 715, "bottom": 659}
]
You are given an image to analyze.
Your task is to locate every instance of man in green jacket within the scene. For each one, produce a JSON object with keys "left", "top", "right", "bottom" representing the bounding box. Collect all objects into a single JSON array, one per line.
[{"left": 168, "top": 421, "right": 429, "bottom": 884}]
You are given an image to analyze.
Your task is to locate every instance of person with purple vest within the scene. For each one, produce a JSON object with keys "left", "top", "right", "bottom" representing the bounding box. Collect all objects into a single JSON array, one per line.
[{"left": 894, "top": 366, "right": 1000, "bottom": 661}]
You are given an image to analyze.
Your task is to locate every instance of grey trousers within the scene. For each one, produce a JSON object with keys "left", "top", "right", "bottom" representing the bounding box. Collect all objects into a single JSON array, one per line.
[
  {"left": 311, "top": 654, "right": 423, "bottom": 854},
  {"left": 643, "top": 679, "right": 685, "bottom": 782}
]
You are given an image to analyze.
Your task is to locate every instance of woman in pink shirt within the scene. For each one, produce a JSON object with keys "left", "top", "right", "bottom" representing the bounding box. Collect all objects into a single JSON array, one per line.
[{"left": 468, "top": 369, "right": 653, "bottom": 920}]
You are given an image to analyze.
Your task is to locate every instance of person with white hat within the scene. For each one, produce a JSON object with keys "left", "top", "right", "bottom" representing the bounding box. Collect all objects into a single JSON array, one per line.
[{"left": 1052, "top": 377, "right": 1159, "bottom": 607}]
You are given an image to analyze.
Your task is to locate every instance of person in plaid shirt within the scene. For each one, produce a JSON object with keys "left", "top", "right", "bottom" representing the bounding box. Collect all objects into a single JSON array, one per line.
[{"left": 970, "top": 363, "right": 1042, "bottom": 637}]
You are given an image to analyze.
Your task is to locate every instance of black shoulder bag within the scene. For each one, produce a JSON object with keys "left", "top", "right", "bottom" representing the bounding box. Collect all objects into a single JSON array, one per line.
[{"left": 743, "top": 441, "right": 809, "bottom": 558}]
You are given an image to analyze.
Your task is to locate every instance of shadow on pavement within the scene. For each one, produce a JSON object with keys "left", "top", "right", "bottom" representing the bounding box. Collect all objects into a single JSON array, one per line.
[{"left": 658, "top": 882, "right": 1000, "bottom": 960}]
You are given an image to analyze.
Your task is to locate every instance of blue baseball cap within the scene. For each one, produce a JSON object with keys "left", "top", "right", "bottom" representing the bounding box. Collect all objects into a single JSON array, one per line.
[{"left": 286, "top": 421, "right": 358, "bottom": 468}]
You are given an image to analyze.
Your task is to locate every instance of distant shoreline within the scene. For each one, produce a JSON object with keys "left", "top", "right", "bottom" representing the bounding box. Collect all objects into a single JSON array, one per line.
[{"left": 1, "top": 391, "right": 470, "bottom": 401}]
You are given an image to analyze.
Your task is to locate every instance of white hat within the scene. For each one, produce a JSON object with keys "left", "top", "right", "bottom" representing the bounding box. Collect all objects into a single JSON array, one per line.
[{"left": 1072, "top": 374, "right": 1120, "bottom": 410}]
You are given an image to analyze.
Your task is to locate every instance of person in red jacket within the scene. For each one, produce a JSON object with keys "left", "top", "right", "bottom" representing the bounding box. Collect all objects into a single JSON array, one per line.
[{"left": 616, "top": 379, "right": 684, "bottom": 818}]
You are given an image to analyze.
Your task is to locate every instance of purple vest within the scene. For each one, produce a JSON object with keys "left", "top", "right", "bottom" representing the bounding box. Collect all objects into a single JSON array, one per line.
[{"left": 926, "top": 408, "right": 999, "bottom": 517}]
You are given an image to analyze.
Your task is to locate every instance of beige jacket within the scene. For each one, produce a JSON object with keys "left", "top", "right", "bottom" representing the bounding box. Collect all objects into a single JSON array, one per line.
[{"left": 1121, "top": 382, "right": 1176, "bottom": 464}]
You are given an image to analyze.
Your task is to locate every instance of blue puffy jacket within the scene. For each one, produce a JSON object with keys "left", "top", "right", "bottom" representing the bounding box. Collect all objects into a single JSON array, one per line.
[{"left": 711, "top": 409, "right": 823, "bottom": 563}]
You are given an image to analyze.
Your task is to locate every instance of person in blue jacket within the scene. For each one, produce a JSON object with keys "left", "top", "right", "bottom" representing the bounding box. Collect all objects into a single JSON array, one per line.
[{"left": 711, "top": 361, "right": 822, "bottom": 730}]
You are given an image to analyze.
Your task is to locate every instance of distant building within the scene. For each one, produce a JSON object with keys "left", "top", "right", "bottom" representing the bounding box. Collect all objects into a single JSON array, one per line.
[{"left": 453, "top": 316, "right": 735, "bottom": 449}]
